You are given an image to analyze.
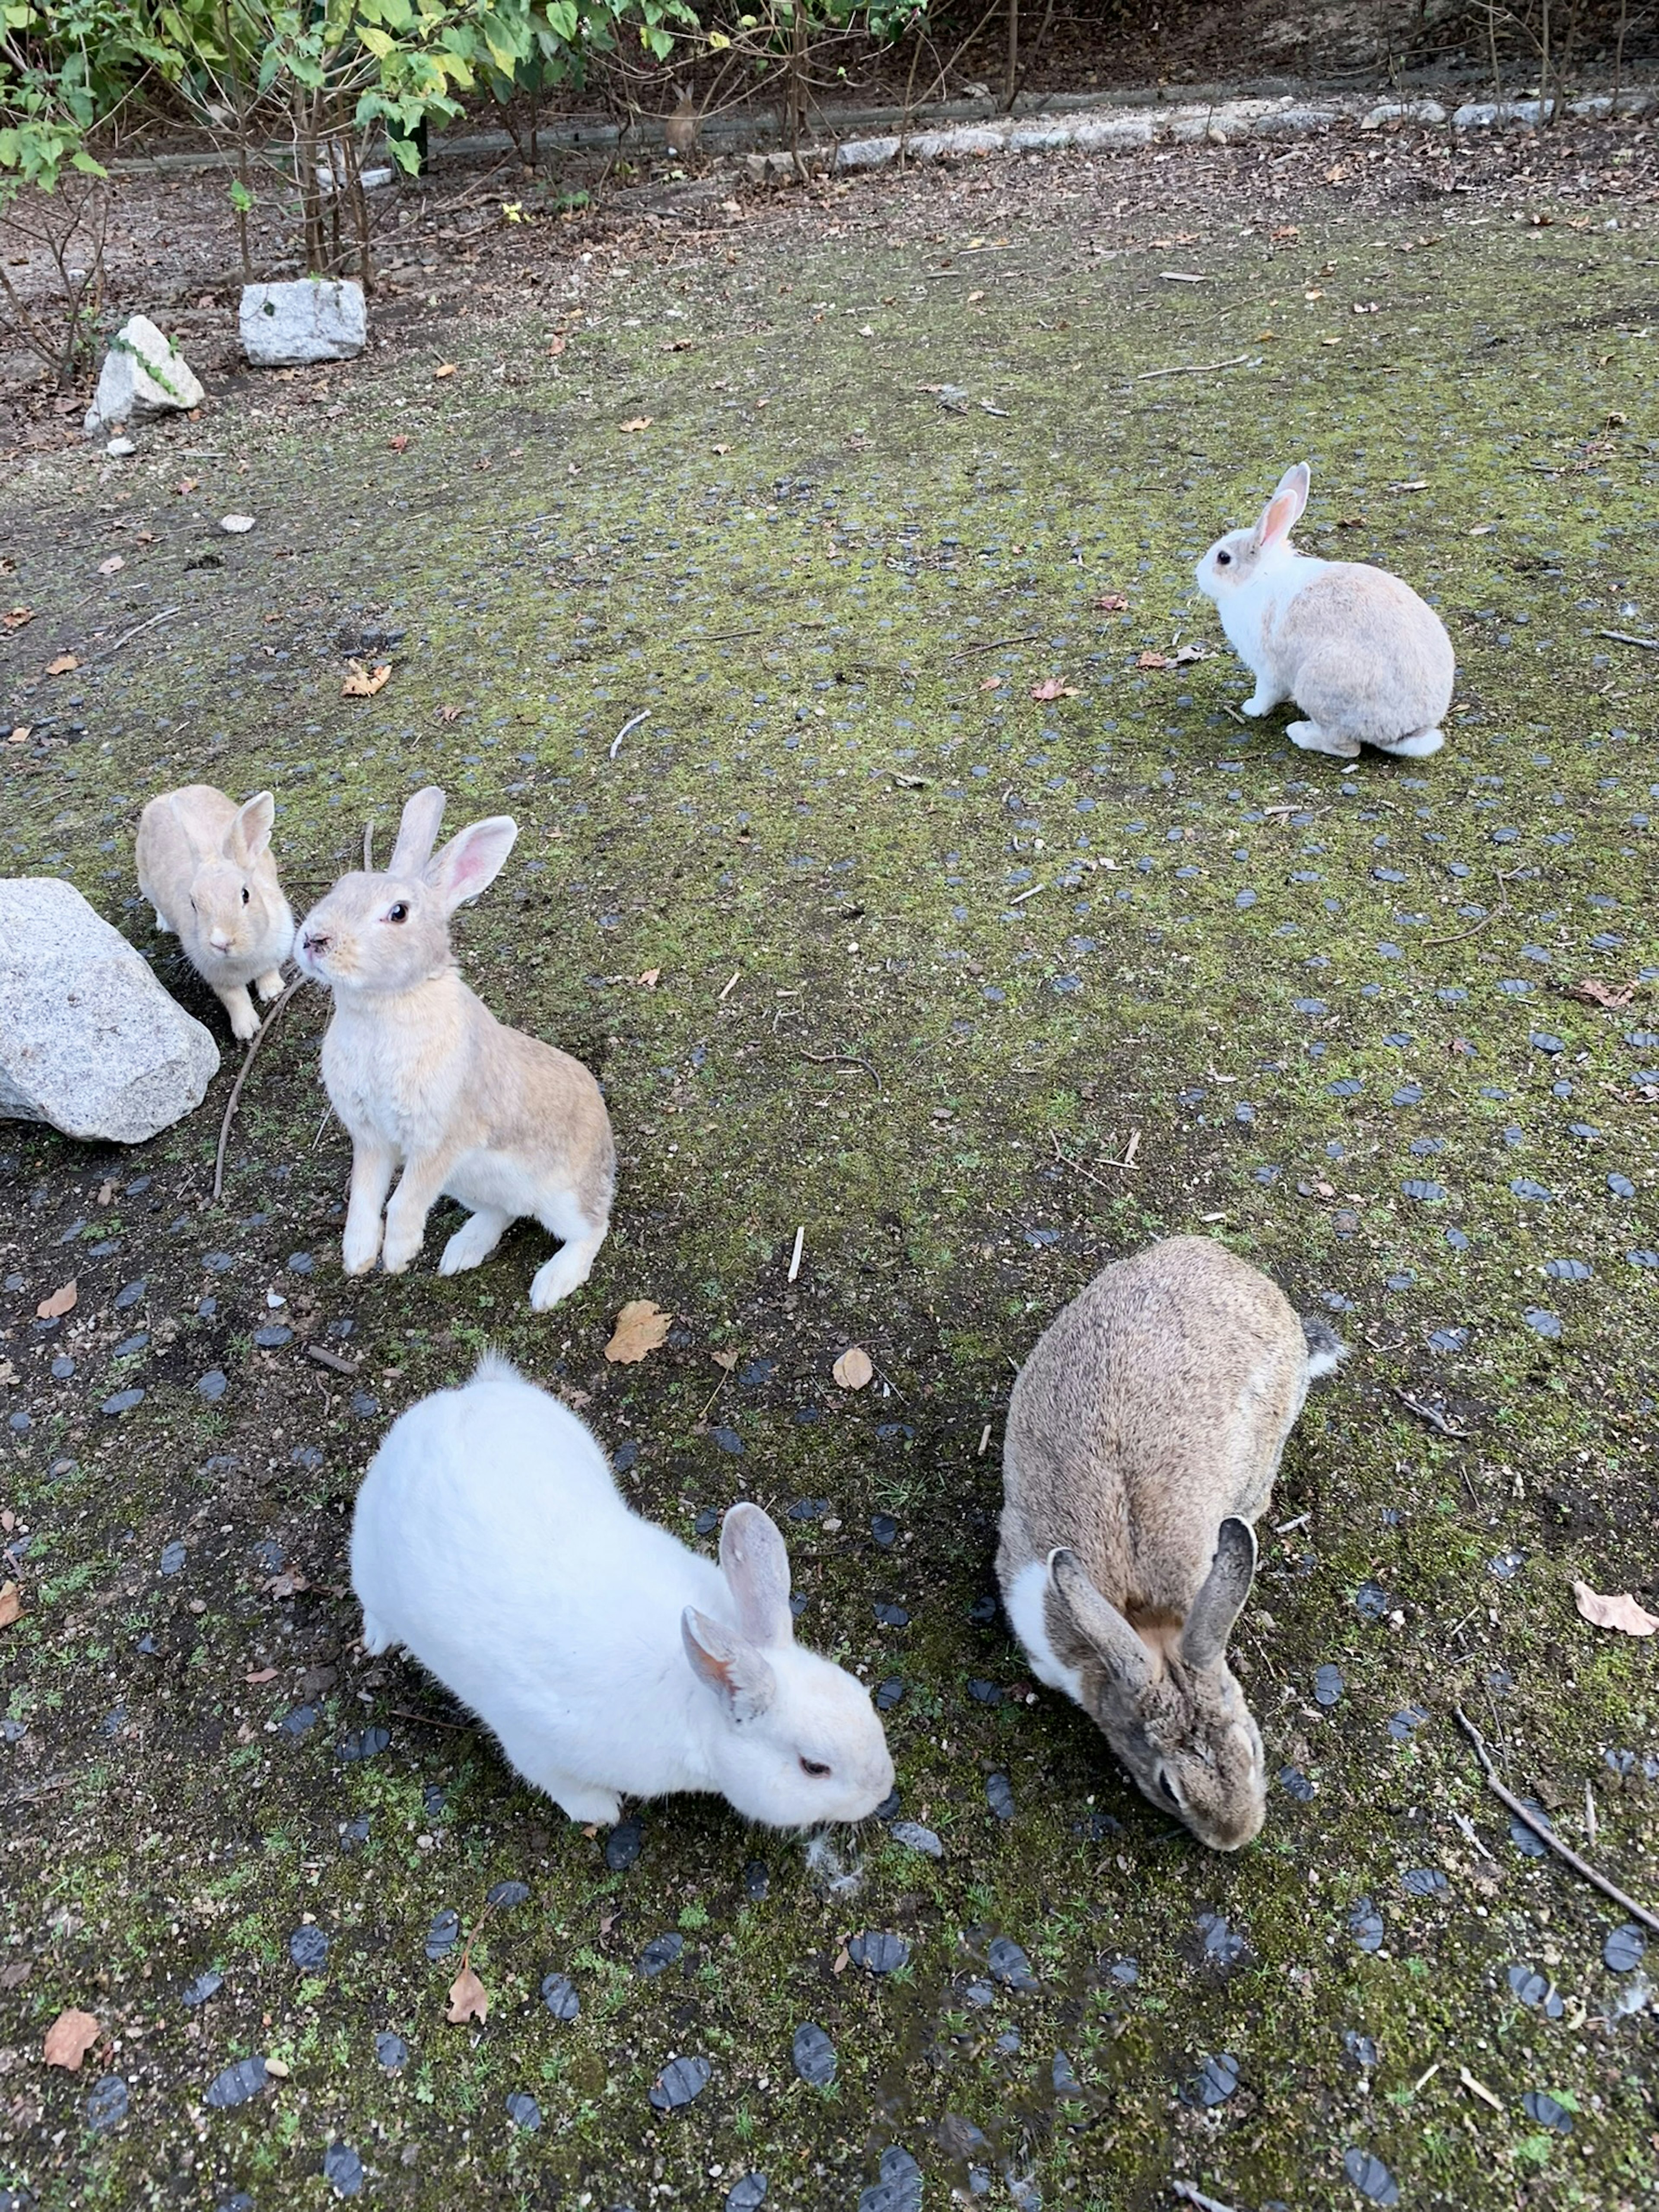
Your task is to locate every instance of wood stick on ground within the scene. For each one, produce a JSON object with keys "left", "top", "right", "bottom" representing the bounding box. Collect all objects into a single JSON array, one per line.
[
  {"left": 1453, "top": 1707, "right": 1659, "bottom": 1934},
  {"left": 1596, "top": 628, "right": 1659, "bottom": 649},
  {"left": 1394, "top": 1386, "right": 1468, "bottom": 1439},
  {"left": 1137, "top": 353, "right": 1250, "bottom": 381},
  {"left": 1171, "top": 2181, "right": 1240, "bottom": 2212},
  {"left": 306, "top": 1342, "right": 360, "bottom": 1378},
  {"left": 943, "top": 631, "right": 1042, "bottom": 661},
  {"left": 212, "top": 976, "right": 305, "bottom": 1201},
  {"left": 799, "top": 1049, "right": 880, "bottom": 1092},
  {"left": 609, "top": 707, "right": 650, "bottom": 760},
  {"left": 1424, "top": 864, "right": 1523, "bottom": 948}
]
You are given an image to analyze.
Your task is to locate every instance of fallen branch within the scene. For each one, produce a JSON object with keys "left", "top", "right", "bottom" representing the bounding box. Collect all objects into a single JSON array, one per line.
[
  {"left": 677, "top": 620, "right": 832, "bottom": 648},
  {"left": 1596, "top": 628, "right": 1659, "bottom": 650},
  {"left": 212, "top": 976, "right": 305, "bottom": 1201},
  {"left": 1137, "top": 353, "right": 1250, "bottom": 381},
  {"left": 1423, "top": 864, "right": 1523, "bottom": 948},
  {"left": 306, "top": 1342, "right": 360, "bottom": 1378},
  {"left": 1394, "top": 1387, "right": 1468, "bottom": 1439},
  {"left": 609, "top": 707, "right": 650, "bottom": 760},
  {"left": 86, "top": 603, "right": 181, "bottom": 665},
  {"left": 1453, "top": 1707, "right": 1659, "bottom": 1935},
  {"left": 799, "top": 1048, "right": 881, "bottom": 1093},
  {"left": 943, "top": 631, "right": 1042, "bottom": 661}
]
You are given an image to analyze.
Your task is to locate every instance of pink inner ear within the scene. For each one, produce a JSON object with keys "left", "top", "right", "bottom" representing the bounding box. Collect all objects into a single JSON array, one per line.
[{"left": 1260, "top": 494, "right": 1298, "bottom": 545}]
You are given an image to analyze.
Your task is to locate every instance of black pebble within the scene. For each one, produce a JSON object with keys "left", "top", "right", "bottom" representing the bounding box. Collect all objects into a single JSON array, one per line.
[
  {"left": 1278, "top": 1766, "right": 1316, "bottom": 1802},
  {"left": 86, "top": 2075, "right": 129, "bottom": 2131},
  {"left": 792, "top": 2021, "right": 836, "bottom": 2085},
  {"left": 725, "top": 2176, "right": 768, "bottom": 2212},
  {"left": 204, "top": 2056, "right": 267, "bottom": 2109},
  {"left": 849, "top": 1929, "right": 910, "bottom": 1975},
  {"left": 181, "top": 1970, "right": 223, "bottom": 2007},
  {"left": 967, "top": 1678, "right": 1003, "bottom": 1705},
  {"left": 1349, "top": 1900, "right": 1385, "bottom": 1953},
  {"left": 1187, "top": 2051, "right": 1240, "bottom": 2107},
  {"left": 289, "top": 1925, "right": 329, "bottom": 1971},
  {"left": 985, "top": 1773, "right": 1015, "bottom": 1820},
  {"left": 1342, "top": 2149, "right": 1399, "bottom": 2206},
  {"left": 322, "top": 2140, "right": 363, "bottom": 2199},
  {"left": 743, "top": 1860, "right": 769, "bottom": 1902},
  {"left": 425, "top": 1909, "right": 460, "bottom": 1961},
  {"left": 858, "top": 2147, "right": 923, "bottom": 2212},
  {"left": 505, "top": 2090, "right": 542, "bottom": 2132},
  {"left": 648, "top": 2054, "right": 710, "bottom": 2110},
  {"left": 874, "top": 1678, "right": 905, "bottom": 1712},
  {"left": 1313, "top": 1663, "right": 1344, "bottom": 1707},
  {"left": 968, "top": 1594, "right": 999, "bottom": 1625},
  {"left": 375, "top": 2031, "right": 408, "bottom": 2070},
  {"left": 606, "top": 1815, "right": 643, "bottom": 1871},
  {"left": 639, "top": 1931, "right": 684, "bottom": 1977},
  {"left": 1604, "top": 1923, "right": 1646, "bottom": 1973},
  {"left": 987, "top": 1936, "right": 1037, "bottom": 1990},
  {"left": 1402, "top": 1867, "right": 1447, "bottom": 1897},
  {"left": 1343, "top": 2031, "right": 1379, "bottom": 2069},
  {"left": 871, "top": 1514, "right": 898, "bottom": 1547},
  {"left": 541, "top": 1972, "right": 580, "bottom": 2021},
  {"left": 486, "top": 1880, "right": 530, "bottom": 1910},
  {"left": 1522, "top": 2090, "right": 1573, "bottom": 2133},
  {"left": 1052, "top": 2050, "right": 1083, "bottom": 2097}
]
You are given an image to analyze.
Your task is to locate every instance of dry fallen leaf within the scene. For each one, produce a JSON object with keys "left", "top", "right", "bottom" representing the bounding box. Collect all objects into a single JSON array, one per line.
[
  {"left": 710, "top": 442, "right": 730, "bottom": 456},
  {"left": 342, "top": 660, "right": 391, "bottom": 698},
  {"left": 36, "top": 1280, "right": 76, "bottom": 1320},
  {"left": 1094, "top": 592, "right": 1129, "bottom": 612},
  {"left": 979, "top": 675, "right": 1002, "bottom": 692},
  {"left": 0, "top": 1583, "right": 20, "bottom": 1631},
  {"left": 176, "top": 477, "right": 198, "bottom": 495},
  {"left": 620, "top": 416, "right": 653, "bottom": 433},
  {"left": 446, "top": 1963, "right": 488, "bottom": 2024},
  {"left": 548, "top": 336, "right": 567, "bottom": 357},
  {"left": 604, "top": 1299, "right": 672, "bottom": 1365},
  {"left": 436, "top": 703, "right": 463, "bottom": 724},
  {"left": 710, "top": 1349, "right": 739, "bottom": 1372},
  {"left": 98, "top": 555, "right": 125, "bottom": 576},
  {"left": 264, "top": 1570, "right": 309, "bottom": 1599},
  {"left": 1030, "top": 677, "right": 1079, "bottom": 702},
  {"left": 637, "top": 967, "right": 661, "bottom": 987},
  {"left": 244, "top": 1666, "right": 278, "bottom": 1684},
  {"left": 7, "top": 725, "right": 29, "bottom": 746},
  {"left": 833, "top": 1346, "right": 874, "bottom": 1391},
  {"left": 966, "top": 288, "right": 985, "bottom": 303},
  {"left": 1573, "top": 1580, "right": 1659, "bottom": 1637},
  {"left": 43, "top": 2009, "right": 100, "bottom": 2072},
  {"left": 388, "top": 433, "right": 411, "bottom": 453},
  {"left": 1564, "top": 976, "right": 1638, "bottom": 1010},
  {"left": 2, "top": 605, "right": 34, "bottom": 629},
  {"left": 434, "top": 362, "right": 458, "bottom": 379},
  {"left": 46, "top": 653, "right": 79, "bottom": 677},
  {"left": 1136, "top": 650, "right": 1170, "bottom": 670}
]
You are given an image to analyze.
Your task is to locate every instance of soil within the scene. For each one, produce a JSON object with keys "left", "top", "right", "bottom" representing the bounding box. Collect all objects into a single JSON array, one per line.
[{"left": 2, "top": 106, "right": 1658, "bottom": 2212}]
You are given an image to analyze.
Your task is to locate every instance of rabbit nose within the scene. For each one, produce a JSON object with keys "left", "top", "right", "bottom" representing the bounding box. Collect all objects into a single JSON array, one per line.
[
  {"left": 209, "top": 928, "right": 233, "bottom": 952},
  {"left": 303, "top": 930, "right": 331, "bottom": 958}
]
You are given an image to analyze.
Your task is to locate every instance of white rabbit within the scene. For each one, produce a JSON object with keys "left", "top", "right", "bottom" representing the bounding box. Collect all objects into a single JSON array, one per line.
[
  {"left": 351, "top": 1356, "right": 896, "bottom": 1828},
  {"left": 1195, "top": 461, "right": 1456, "bottom": 760},
  {"left": 292, "top": 787, "right": 613, "bottom": 1310},
  {"left": 135, "top": 785, "right": 293, "bottom": 1041},
  {"left": 998, "top": 1236, "right": 1344, "bottom": 1851}
]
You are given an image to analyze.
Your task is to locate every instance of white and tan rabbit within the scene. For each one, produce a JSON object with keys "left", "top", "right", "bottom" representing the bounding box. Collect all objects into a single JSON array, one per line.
[
  {"left": 352, "top": 1355, "right": 896, "bottom": 1827},
  {"left": 1195, "top": 461, "right": 1455, "bottom": 760},
  {"left": 136, "top": 785, "right": 293, "bottom": 1041},
  {"left": 998, "top": 1236, "right": 1344, "bottom": 1852},
  {"left": 293, "top": 787, "right": 613, "bottom": 1310}
]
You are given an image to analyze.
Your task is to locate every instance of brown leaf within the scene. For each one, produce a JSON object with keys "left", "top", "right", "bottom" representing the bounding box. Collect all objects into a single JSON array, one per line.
[
  {"left": 1, "top": 604, "right": 34, "bottom": 629},
  {"left": 636, "top": 967, "right": 661, "bottom": 988},
  {"left": 604, "top": 1299, "right": 671, "bottom": 1365},
  {"left": 620, "top": 416, "right": 653, "bottom": 433},
  {"left": 1564, "top": 976, "right": 1637, "bottom": 1010},
  {"left": 0, "top": 1583, "right": 19, "bottom": 1631},
  {"left": 6, "top": 726, "right": 29, "bottom": 746},
  {"left": 43, "top": 2009, "right": 100, "bottom": 2072},
  {"left": 46, "top": 653, "right": 79, "bottom": 677},
  {"left": 710, "top": 1349, "right": 739, "bottom": 1373},
  {"left": 710, "top": 442, "right": 730, "bottom": 456},
  {"left": 387, "top": 433, "right": 411, "bottom": 454},
  {"left": 1170, "top": 642, "right": 1210, "bottom": 665},
  {"left": 1029, "top": 677, "right": 1078, "bottom": 702},
  {"left": 436, "top": 703, "right": 463, "bottom": 724},
  {"left": 979, "top": 675, "right": 1002, "bottom": 692},
  {"left": 433, "top": 362, "right": 458, "bottom": 379},
  {"left": 446, "top": 1963, "right": 488, "bottom": 2024},
  {"left": 1136, "top": 650, "right": 1170, "bottom": 671},
  {"left": 832, "top": 1346, "right": 874, "bottom": 1391},
  {"left": 547, "top": 336, "right": 567, "bottom": 357},
  {"left": 1573, "top": 1580, "right": 1659, "bottom": 1637},
  {"left": 244, "top": 1666, "right": 278, "bottom": 1684},
  {"left": 1094, "top": 592, "right": 1129, "bottom": 612},
  {"left": 36, "top": 1280, "right": 76, "bottom": 1319},
  {"left": 341, "top": 661, "right": 391, "bottom": 698},
  {"left": 97, "top": 555, "right": 125, "bottom": 576},
  {"left": 264, "top": 1570, "right": 309, "bottom": 1599},
  {"left": 176, "top": 477, "right": 199, "bottom": 495}
]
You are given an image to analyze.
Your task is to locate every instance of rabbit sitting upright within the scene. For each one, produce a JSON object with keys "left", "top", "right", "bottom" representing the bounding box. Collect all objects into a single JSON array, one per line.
[
  {"left": 352, "top": 1355, "right": 896, "bottom": 1828},
  {"left": 998, "top": 1235, "right": 1344, "bottom": 1851},
  {"left": 294, "top": 786, "right": 613, "bottom": 1310},
  {"left": 136, "top": 785, "right": 293, "bottom": 1040},
  {"left": 1195, "top": 461, "right": 1456, "bottom": 760}
]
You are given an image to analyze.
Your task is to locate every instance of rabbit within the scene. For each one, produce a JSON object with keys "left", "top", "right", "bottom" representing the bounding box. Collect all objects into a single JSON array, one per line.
[
  {"left": 351, "top": 1354, "right": 896, "bottom": 1828},
  {"left": 1194, "top": 461, "right": 1456, "bottom": 760},
  {"left": 292, "top": 787, "right": 613, "bottom": 1310},
  {"left": 997, "top": 1235, "right": 1345, "bottom": 1852},
  {"left": 135, "top": 785, "right": 293, "bottom": 1041}
]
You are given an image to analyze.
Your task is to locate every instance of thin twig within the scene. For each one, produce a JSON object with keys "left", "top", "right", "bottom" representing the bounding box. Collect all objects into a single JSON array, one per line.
[
  {"left": 1394, "top": 1387, "right": 1469, "bottom": 1439},
  {"left": 610, "top": 707, "right": 650, "bottom": 759},
  {"left": 1171, "top": 2182, "right": 1240, "bottom": 2212},
  {"left": 390, "top": 1705, "right": 472, "bottom": 1734},
  {"left": 799, "top": 1049, "right": 880, "bottom": 1093},
  {"left": 27, "top": 604, "right": 181, "bottom": 690},
  {"left": 943, "top": 631, "right": 1042, "bottom": 661},
  {"left": 306, "top": 1342, "right": 359, "bottom": 1377},
  {"left": 1423, "top": 865, "right": 1522, "bottom": 948},
  {"left": 1453, "top": 1707, "right": 1659, "bottom": 1934},
  {"left": 212, "top": 976, "right": 305, "bottom": 1201},
  {"left": 678, "top": 621, "right": 832, "bottom": 648},
  {"left": 1596, "top": 629, "right": 1659, "bottom": 650},
  {"left": 1137, "top": 354, "right": 1251, "bottom": 381}
]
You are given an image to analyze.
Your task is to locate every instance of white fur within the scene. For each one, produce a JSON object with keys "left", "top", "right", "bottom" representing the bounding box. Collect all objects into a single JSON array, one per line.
[
  {"left": 1303, "top": 1341, "right": 1347, "bottom": 1383},
  {"left": 1004, "top": 1557, "right": 1084, "bottom": 1701},
  {"left": 350, "top": 1359, "right": 895, "bottom": 1829},
  {"left": 1212, "top": 554, "right": 1328, "bottom": 710},
  {"left": 135, "top": 786, "right": 293, "bottom": 1042}
]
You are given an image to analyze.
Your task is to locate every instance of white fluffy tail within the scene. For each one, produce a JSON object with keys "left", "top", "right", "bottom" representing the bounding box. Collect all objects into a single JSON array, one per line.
[
  {"left": 1301, "top": 1313, "right": 1348, "bottom": 1382},
  {"left": 470, "top": 1347, "right": 523, "bottom": 1389}
]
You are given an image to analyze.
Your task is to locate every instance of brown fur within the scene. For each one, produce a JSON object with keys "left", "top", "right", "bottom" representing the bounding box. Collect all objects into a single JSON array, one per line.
[{"left": 998, "top": 1236, "right": 1329, "bottom": 1851}]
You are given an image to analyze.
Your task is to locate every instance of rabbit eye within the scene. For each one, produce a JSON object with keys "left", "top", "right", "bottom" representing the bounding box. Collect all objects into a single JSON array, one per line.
[
  {"left": 1156, "top": 1770, "right": 1181, "bottom": 1807},
  {"left": 1216, "top": 550, "right": 1232, "bottom": 567},
  {"left": 799, "top": 1757, "right": 832, "bottom": 1779},
  {"left": 241, "top": 885, "right": 250, "bottom": 906},
  {"left": 387, "top": 903, "right": 409, "bottom": 924}
]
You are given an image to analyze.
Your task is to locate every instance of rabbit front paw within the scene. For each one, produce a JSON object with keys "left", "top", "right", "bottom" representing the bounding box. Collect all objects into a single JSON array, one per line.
[
  {"left": 222, "top": 988, "right": 260, "bottom": 1042},
  {"left": 552, "top": 1783, "right": 623, "bottom": 1825},
  {"left": 341, "top": 1221, "right": 384, "bottom": 1276},
  {"left": 1240, "top": 690, "right": 1277, "bottom": 717}
]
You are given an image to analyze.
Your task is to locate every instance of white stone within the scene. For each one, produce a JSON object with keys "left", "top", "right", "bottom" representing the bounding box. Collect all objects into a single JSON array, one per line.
[
  {"left": 1008, "top": 121, "right": 1071, "bottom": 153},
  {"left": 83, "top": 315, "right": 204, "bottom": 439},
  {"left": 239, "top": 278, "right": 367, "bottom": 368},
  {"left": 0, "top": 878, "right": 219, "bottom": 1144},
  {"left": 835, "top": 134, "right": 902, "bottom": 171},
  {"left": 1069, "top": 114, "right": 1156, "bottom": 150},
  {"left": 1360, "top": 98, "right": 1448, "bottom": 130}
]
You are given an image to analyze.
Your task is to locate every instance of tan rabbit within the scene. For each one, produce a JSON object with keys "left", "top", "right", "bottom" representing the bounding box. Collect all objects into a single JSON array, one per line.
[
  {"left": 998, "top": 1236, "right": 1344, "bottom": 1852},
  {"left": 293, "top": 787, "right": 614, "bottom": 1310},
  {"left": 1195, "top": 461, "right": 1456, "bottom": 760},
  {"left": 136, "top": 785, "right": 293, "bottom": 1041}
]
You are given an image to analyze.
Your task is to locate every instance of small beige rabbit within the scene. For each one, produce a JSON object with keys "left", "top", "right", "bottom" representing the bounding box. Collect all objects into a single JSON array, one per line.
[
  {"left": 135, "top": 785, "right": 293, "bottom": 1041},
  {"left": 1195, "top": 461, "right": 1456, "bottom": 760},
  {"left": 293, "top": 786, "right": 613, "bottom": 1310},
  {"left": 998, "top": 1236, "right": 1344, "bottom": 1851}
]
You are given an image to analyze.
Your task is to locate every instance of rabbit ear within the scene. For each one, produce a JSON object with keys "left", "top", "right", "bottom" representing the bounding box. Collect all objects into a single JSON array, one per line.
[
  {"left": 226, "top": 791, "right": 275, "bottom": 866},
  {"left": 1048, "top": 1549, "right": 1151, "bottom": 1691},
  {"left": 388, "top": 786, "right": 447, "bottom": 878},
  {"left": 1254, "top": 462, "right": 1309, "bottom": 550},
  {"left": 1181, "top": 1517, "right": 1257, "bottom": 1670},
  {"left": 425, "top": 816, "right": 518, "bottom": 913},
  {"left": 681, "top": 1608, "right": 776, "bottom": 1723},
  {"left": 719, "top": 1502, "right": 793, "bottom": 1647}
]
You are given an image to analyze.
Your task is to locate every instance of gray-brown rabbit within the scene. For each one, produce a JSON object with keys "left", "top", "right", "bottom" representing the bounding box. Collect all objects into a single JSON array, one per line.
[{"left": 997, "top": 1235, "right": 1344, "bottom": 1851}]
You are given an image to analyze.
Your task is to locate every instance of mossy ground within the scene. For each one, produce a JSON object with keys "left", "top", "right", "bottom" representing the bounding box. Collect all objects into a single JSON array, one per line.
[{"left": 1, "top": 149, "right": 1656, "bottom": 2212}]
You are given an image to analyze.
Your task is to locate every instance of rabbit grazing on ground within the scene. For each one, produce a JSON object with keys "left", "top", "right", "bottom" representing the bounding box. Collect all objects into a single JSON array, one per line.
[
  {"left": 136, "top": 785, "right": 292, "bottom": 1041},
  {"left": 352, "top": 1356, "right": 896, "bottom": 1828},
  {"left": 293, "top": 786, "right": 613, "bottom": 1310},
  {"left": 1195, "top": 461, "right": 1456, "bottom": 760},
  {"left": 997, "top": 1235, "right": 1344, "bottom": 1852}
]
